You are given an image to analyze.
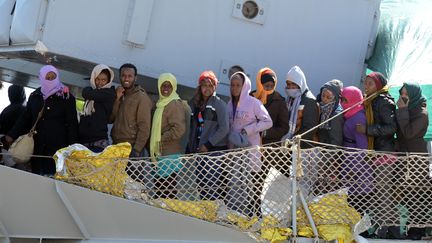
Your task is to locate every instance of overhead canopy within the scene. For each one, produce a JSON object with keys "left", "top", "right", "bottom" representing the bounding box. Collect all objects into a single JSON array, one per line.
[{"left": 367, "top": 0, "right": 432, "bottom": 140}]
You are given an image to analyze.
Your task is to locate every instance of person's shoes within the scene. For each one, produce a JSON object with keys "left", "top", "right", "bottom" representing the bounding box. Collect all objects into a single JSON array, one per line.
[
  {"left": 406, "top": 227, "right": 425, "bottom": 240},
  {"left": 375, "top": 226, "right": 388, "bottom": 238},
  {"left": 387, "top": 226, "right": 405, "bottom": 239},
  {"left": 359, "top": 230, "right": 376, "bottom": 238}
]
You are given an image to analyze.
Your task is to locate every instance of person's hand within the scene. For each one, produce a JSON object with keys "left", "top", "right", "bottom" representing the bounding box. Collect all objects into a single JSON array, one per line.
[
  {"left": 130, "top": 149, "right": 141, "bottom": 158},
  {"left": 356, "top": 124, "right": 366, "bottom": 134},
  {"left": 1, "top": 135, "right": 14, "bottom": 150},
  {"left": 115, "top": 86, "right": 125, "bottom": 99},
  {"left": 397, "top": 96, "right": 409, "bottom": 109},
  {"left": 199, "top": 144, "right": 208, "bottom": 153}
]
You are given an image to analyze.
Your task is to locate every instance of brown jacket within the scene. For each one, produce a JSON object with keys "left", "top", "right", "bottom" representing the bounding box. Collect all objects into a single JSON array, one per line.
[
  {"left": 160, "top": 99, "right": 187, "bottom": 155},
  {"left": 250, "top": 91, "right": 289, "bottom": 144},
  {"left": 396, "top": 103, "right": 429, "bottom": 153},
  {"left": 110, "top": 85, "right": 152, "bottom": 153}
]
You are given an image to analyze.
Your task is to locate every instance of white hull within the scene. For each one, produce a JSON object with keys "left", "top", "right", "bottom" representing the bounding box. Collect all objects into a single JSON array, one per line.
[{"left": 0, "top": 165, "right": 254, "bottom": 242}]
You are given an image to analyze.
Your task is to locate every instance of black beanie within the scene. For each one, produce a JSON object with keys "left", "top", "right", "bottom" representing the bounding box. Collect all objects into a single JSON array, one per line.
[{"left": 261, "top": 73, "right": 275, "bottom": 84}]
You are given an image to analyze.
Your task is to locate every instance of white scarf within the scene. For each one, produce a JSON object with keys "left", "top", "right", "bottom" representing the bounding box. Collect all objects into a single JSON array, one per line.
[{"left": 284, "top": 93, "right": 302, "bottom": 140}]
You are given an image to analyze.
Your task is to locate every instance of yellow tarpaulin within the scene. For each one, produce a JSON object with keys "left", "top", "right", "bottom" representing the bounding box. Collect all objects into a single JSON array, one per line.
[
  {"left": 297, "top": 191, "right": 361, "bottom": 243},
  {"left": 54, "top": 142, "right": 131, "bottom": 197}
]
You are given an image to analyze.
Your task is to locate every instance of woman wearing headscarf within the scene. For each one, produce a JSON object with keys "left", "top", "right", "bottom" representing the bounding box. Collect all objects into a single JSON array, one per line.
[
  {"left": 188, "top": 70, "right": 229, "bottom": 200},
  {"left": 188, "top": 71, "right": 229, "bottom": 153},
  {"left": 316, "top": 79, "right": 344, "bottom": 146},
  {"left": 314, "top": 80, "right": 344, "bottom": 194},
  {"left": 339, "top": 86, "right": 373, "bottom": 216},
  {"left": 282, "top": 66, "right": 319, "bottom": 146},
  {"left": 395, "top": 82, "right": 430, "bottom": 240},
  {"left": 3, "top": 65, "right": 78, "bottom": 175},
  {"left": 358, "top": 72, "right": 396, "bottom": 151},
  {"left": 226, "top": 71, "right": 272, "bottom": 217},
  {"left": 395, "top": 82, "right": 428, "bottom": 153},
  {"left": 250, "top": 67, "right": 290, "bottom": 186},
  {"left": 359, "top": 72, "right": 397, "bottom": 238},
  {"left": 79, "top": 64, "right": 116, "bottom": 152},
  {"left": 251, "top": 67, "right": 289, "bottom": 145},
  {"left": 150, "top": 73, "right": 188, "bottom": 199}
]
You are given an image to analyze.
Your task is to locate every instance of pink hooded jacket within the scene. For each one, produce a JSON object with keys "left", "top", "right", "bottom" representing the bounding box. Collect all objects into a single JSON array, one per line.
[{"left": 227, "top": 72, "right": 273, "bottom": 170}]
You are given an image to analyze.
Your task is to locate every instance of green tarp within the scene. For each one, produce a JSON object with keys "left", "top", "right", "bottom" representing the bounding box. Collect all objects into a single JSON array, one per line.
[{"left": 367, "top": 0, "right": 432, "bottom": 140}]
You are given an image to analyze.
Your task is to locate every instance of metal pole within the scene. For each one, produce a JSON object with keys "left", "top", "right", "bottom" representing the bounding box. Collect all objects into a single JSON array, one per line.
[
  {"left": 290, "top": 139, "right": 298, "bottom": 242},
  {"left": 299, "top": 188, "right": 319, "bottom": 241}
]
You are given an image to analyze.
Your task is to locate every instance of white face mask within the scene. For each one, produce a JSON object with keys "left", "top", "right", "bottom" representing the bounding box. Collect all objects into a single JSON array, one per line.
[{"left": 285, "top": 88, "right": 302, "bottom": 98}]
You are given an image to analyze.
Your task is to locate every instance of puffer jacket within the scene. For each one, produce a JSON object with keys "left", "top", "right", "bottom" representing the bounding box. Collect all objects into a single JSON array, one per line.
[{"left": 366, "top": 93, "right": 396, "bottom": 152}]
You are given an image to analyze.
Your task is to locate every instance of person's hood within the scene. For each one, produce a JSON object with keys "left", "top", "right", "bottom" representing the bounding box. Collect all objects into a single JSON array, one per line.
[
  {"left": 341, "top": 86, "right": 364, "bottom": 119},
  {"left": 286, "top": 65, "right": 308, "bottom": 93},
  {"left": 254, "top": 67, "right": 277, "bottom": 105},
  {"left": 400, "top": 82, "right": 427, "bottom": 110},
  {"left": 8, "top": 84, "right": 26, "bottom": 104},
  {"left": 316, "top": 79, "right": 343, "bottom": 104},
  {"left": 231, "top": 71, "right": 252, "bottom": 105},
  {"left": 90, "top": 64, "right": 114, "bottom": 89}
]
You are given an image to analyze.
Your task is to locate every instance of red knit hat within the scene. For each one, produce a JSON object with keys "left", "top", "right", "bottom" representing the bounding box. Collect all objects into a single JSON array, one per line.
[
  {"left": 198, "top": 70, "right": 218, "bottom": 87},
  {"left": 367, "top": 72, "right": 388, "bottom": 91}
]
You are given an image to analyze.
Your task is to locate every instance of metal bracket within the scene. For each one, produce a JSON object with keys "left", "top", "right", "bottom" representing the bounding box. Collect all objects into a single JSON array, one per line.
[
  {"left": 54, "top": 181, "right": 90, "bottom": 239},
  {"left": 0, "top": 217, "right": 9, "bottom": 243}
]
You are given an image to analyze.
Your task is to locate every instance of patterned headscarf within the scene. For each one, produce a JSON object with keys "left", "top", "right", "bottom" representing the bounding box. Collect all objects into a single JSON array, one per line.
[{"left": 316, "top": 79, "right": 343, "bottom": 129}]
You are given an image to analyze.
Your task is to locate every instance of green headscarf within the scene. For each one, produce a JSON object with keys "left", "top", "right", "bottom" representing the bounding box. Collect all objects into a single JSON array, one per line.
[
  {"left": 150, "top": 73, "right": 180, "bottom": 158},
  {"left": 400, "top": 82, "right": 427, "bottom": 110}
]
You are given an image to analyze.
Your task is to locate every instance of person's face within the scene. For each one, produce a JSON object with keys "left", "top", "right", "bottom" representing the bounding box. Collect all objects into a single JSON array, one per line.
[
  {"left": 95, "top": 72, "right": 109, "bottom": 89},
  {"left": 400, "top": 86, "right": 408, "bottom": 98},
  {"left": 230, "top": 78, "right": 243, "bottom": 98},
  {"left": 320, "top": 89, "right": 335, "bottom": 104},
  {"left": 340, "top": 96, "right": 349, "bottom": 105},
  {"left": 160, "top": 81, "right": 173, "bottom": 97},
  {"left": 286, "top": 80, "right": 300, "bottom": 90},
  {"left": 45, "top": 71, "right": 57, "bottom": 81},
  {"left": 364, "top": 77, "right": 377, "bottom": 96},
  {"left": 200, "top": 79, "right": 215, "bottom": 98},
  {"left": 263, "top": 81, "right": 275, "bottom": 91},
  {"left": 120, "top": 68, "right": 136, "bottom": 89}
]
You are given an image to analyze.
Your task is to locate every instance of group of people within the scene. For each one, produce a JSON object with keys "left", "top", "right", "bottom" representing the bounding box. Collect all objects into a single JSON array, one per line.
[{"left": 0, "top": 63, "right": 430, "bottom": 238}]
